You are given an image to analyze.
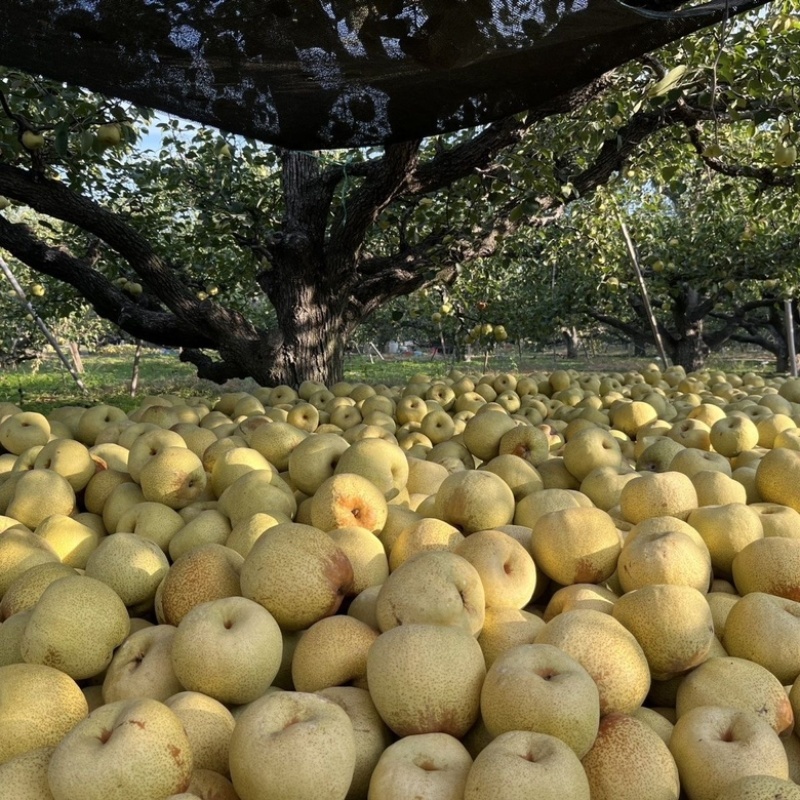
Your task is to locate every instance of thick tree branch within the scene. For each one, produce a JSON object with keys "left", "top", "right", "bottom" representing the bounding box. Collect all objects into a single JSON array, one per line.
[
  {"left": 179, "top": 349, "right": 248, "bottom": 383},
  {"left": 329, "top": 140, "right": 422, "bottom": 272},
  {"left": 729, "top": 332, "right": 780, "bottom": 354},
  {"left": 588, "top": 311, "right": 651, "bottom": 343},
  {"left": 406, "top": 76, "right": 614, "bottom": 197},
  {"left": 680, "top": 113, "right": 796, "bottom": 187},
  {"left": 0, "top": 216, "right": 215, "bottom": 348},
  {"left": 0, "top": 163, "right": 260, "bottom": 342}
]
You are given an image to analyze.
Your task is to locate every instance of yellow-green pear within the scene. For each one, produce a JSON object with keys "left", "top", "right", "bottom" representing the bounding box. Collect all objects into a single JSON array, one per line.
[
  {"left": 20, "top": 575, "right": 130, "bottom": 680},
  {"left": 287, "top": 433, "right": 349, "bottom": 495},
  {"left": 0, "top": 561, "right": 76, "bottom": 620},
  {"left": 225, "top": 511, "right": 289, "bottom": 558},
  {"left": 76, "top": 404, "right": 128, "bottom": 446},
  {"left": 464, "top": 730, "right": 590, "bottom": 800},
  {"left": 368, "top": 732, "right": 472, "bottom": 800},
  {"left": 434, "top": 469, "right": 515, "bottom": 533},
  {"left": 216, "top": 469, "right": 296, "bottom": 527},
  {"left": 33, "top": 438, "right": 96, "bottom": 492},
  {"left": 477, "top": 606, "right": 545, "bottom": 668},
  {"left": 47, "top": 697, "right": 193, "bottom": 800},
  {"left": 327, "top": 525, "right": 389, "bottom": 594},
  {"left": 168, "top": 510, "right": 232, "bottom": 561},
  {"left": 388, "top": 517, "right": 464, "bottom": 570},
  {"left": 0, "top": 609, "right": 30, "bottom": 666},
  {"left": 139, "top": 447, "right": 207, "bottom": 510},
  {"left": 291, "top": 615, "right": 377, "bottom": 694},
  {"left": 454, "top": 529, "right": 536, "bottom": 609},
  {"left": 481, "top": 642, "right": 599, "bottom": 757},
  {"left": 209, "top": 446, "right": 273, "bottom": 497},
  {"left": 366, "top": 623, "right": 485, "bottom": 738},
  {"left": 34, "top": 514, "right": 102, "bottom": 569},
  {"left": 0, "top": 663, "right": 87, "bottom": 764},
  {"left": 676, "top": 656, "right": 794, "bottom": 735},
  {"left": 543, "top": 583, "right": 618, "bottom": 621},
  {"left": 670, "top": 706, "right": 789, "bottom": 800},
  {"left": 102, "top": 624, "right": 183, "bottom": 703},
  {"left": 228, "top": 691, "right": 356, "bottom": 800},
  {"left": 317, "top": 686, "right": 393, "bottom": 800},
  {"left": 530, "top": 506, "right": 621, "bottom": 586},
  {"left": 723, "top": 592, "right": 800, "bottom": 684},
  {"left": 732, "top": 536, "right": 800, "bottom": 601},
  {"left": 0, "top": 412, "right": 51, "bottom": 455},
  {"left": 0, "top": 745, "right": 56, "bottom": 800},
  {"left": 85, "top": 532, "right": 169, "bottom": 614},
  {"left": 115, "top": 501, "right": 185, "bottom": 551},
  {"left": 611, "top": 584, "right": 715, "bottom": 679},
  {"left": 164, "top": 690, "right": 235, "bottom": 777},
  {"left": 375, "top": 550, "right": 485, "bottom": 635},
  {"left": 171, "top": 596, "right": 282, "bottom": 705},
  {"left": 247, "top": 420, "right": 308, "bottom": 471},
  {"left": 535, "top": 608, "right": 650, "bottom": 715},
  {"left": 101, "top": 481, "right": 145, "bottom": 533},
  {"left": 240, "top": 523, "right": 353, "bottom": 631},
  {"left": 6, "top": 470, "right": 76, "bottom": 530}
]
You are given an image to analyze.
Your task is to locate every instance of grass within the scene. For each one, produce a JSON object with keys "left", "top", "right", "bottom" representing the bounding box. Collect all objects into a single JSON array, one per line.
[
  {"left": 0, "top": 347, "right": 209, "bottom": 414},
  {"left": 0, "top": 344, "right": 779, "bottom": 414}
]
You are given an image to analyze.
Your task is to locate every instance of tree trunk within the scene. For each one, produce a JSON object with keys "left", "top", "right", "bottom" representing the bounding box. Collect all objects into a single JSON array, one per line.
[
  {"left": 669, "top": 322, "right": 710, "bottom": 372},
  {"left": 267, "top": 281, "right": 349, "bottom": 386},
  {"left": 562, "top": 327, "right": 580, "bottom": 359}
]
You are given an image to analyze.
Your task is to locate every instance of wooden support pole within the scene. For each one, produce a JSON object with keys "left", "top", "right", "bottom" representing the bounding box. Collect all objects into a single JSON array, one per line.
[
  {"left": 785, "top": 300, "right": 797, "bottom": 377},
  {"left": 130, "top": 339, "right": 143, "bottom": 397},
  {"left": 0, "top": 256, "right": 88, "bottom": 394},
  {"left": 619, "top": 220, "right": 671, "bottom": 371}
]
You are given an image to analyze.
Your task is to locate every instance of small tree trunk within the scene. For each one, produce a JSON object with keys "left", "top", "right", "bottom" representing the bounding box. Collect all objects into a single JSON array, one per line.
[
  {"left": 130, "top": 340, "right": 143, "bottom": 397},
  {"left": 562, "top": 327, "right": 580, "bottom": 359},
  {"left": 670, "top": 324, "right": 710, "bottom": 372},
  {"left": 67, "top": 341, "right": 84, "bottom": 374}
]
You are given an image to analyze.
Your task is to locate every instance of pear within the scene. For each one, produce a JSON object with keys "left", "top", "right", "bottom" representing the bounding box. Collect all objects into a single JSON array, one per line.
[
  {"left": 464, "top": 730, "right": 590, "bottom": 800},
  {"left": 21, "top": 575, "right": 130, "bottom": 680},
  {"left": 229, "top": 691, "right": 356, "bottom": 800},
  {"left": 369, "top": 733, "right": 472, "bottom": 800},
  {"left": 0, "top": 663, "right": 87, "bottom": 764},
  {"left": 164, "top": 690, "right": 235, "bottom": 777},
  {"left": 47, "top": 698, "right": 193, "bottom": 800},
  {"left": 481, "top": 642, "right": 600, "bottom": 757},
  {"left": 291, "top": 615, "right": 377, "bottom": 692},
  {"left": 580, "top": 712, "right": 679, "bottom": 800},
  {"left": 170, "top": 596, "right": 282, "bottom": 705},
  {"left": 318, "top": 686, "right": 393, "bottom": 800},
  {"left": 367, "top": 624, "right": 485, "bottom": 738}
]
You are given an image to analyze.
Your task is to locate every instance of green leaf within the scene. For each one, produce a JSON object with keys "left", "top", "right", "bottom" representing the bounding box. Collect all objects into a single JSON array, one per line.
[
  {"left": 54, "top": 124, "right": 70, "bottom": 158},
  {"left": 660, "top": 165, "right": 679, "bottom": 182},
  {"left": 647, "top": 64, "right": 688, "bottom": 98}
]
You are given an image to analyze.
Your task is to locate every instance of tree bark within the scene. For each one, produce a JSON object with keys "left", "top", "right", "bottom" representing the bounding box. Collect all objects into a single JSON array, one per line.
[
  {"left": 562, "top": 327, "right": 580, "bottom": 359},
  {"left": 669, "top": 322, "right": 710, "bottom": 372}
]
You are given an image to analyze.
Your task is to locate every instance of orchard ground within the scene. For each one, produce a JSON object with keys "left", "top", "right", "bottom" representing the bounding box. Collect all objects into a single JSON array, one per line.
[{"left": 0, "top": 343, "right": 778, "bottom": 414}]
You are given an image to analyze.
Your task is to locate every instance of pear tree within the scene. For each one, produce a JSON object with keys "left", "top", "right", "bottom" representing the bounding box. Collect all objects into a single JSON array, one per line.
[{"left": 0, "top": 4, "right": 796, "bottom": 385}]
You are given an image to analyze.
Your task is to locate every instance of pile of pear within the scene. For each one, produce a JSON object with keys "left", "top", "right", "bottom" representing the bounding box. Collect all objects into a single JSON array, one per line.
[{"left": 4, "top": 363, "right": 800, "bottom": 800}]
